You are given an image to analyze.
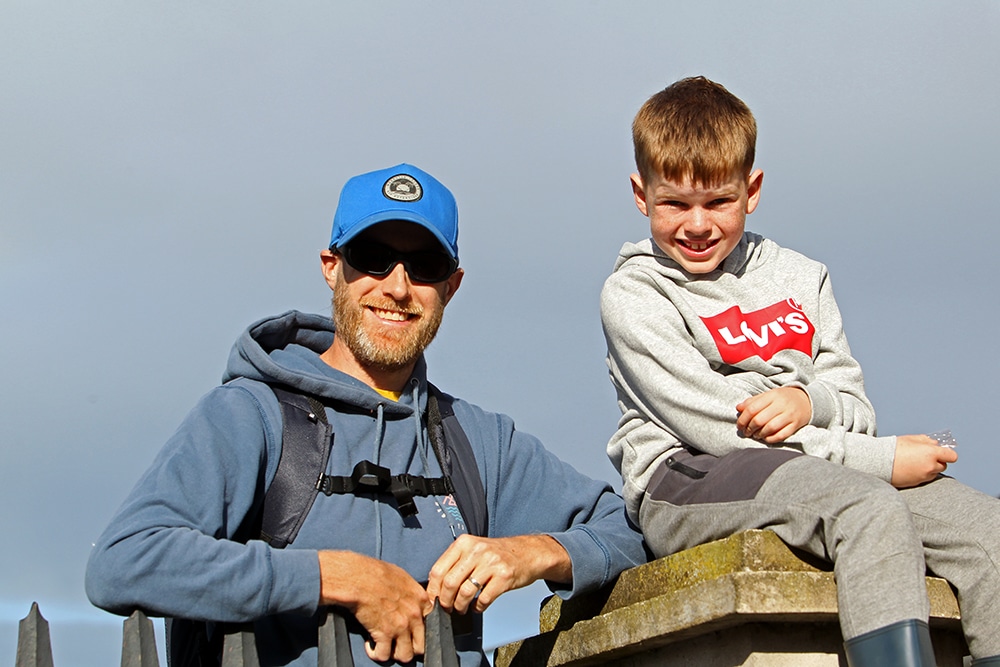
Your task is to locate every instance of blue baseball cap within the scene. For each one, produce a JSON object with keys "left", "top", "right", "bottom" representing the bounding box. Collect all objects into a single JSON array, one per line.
[{"left": 328, "top": 163, "right": 459, "bottom": 260}]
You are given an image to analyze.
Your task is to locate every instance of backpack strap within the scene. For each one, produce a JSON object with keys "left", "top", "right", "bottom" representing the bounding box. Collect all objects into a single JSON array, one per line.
[
  {"left": 259, "top": 387, "right": 333, "bottom": 548},
  {"left": 428, "top": 385, "right": 488, "bottom": 538}
]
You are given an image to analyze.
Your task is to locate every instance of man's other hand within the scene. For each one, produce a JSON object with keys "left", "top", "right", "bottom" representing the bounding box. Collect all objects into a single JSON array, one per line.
[{"left": 426, "top": 534, "right": 571, "bottom": 614}]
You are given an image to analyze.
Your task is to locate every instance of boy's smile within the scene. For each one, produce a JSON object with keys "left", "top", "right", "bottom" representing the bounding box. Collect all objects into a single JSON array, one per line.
[{"left": 631, "top": 168, "right": 763, "bottom": 274}]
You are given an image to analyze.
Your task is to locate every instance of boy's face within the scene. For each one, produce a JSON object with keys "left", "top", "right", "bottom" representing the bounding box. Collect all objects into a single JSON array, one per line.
[{"left": 631, "top": 168, "right": 763, "bottom": 274}]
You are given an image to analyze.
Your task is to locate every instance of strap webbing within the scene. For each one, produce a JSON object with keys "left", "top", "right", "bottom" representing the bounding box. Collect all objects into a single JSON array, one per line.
[{"left": 316, "top": 460, "right": 455, "bottom": 517}]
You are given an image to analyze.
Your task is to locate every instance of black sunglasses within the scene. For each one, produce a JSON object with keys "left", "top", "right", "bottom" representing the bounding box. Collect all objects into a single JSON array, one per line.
[{"left": 338, "top": 240, "right": 458, "bottom": 283}]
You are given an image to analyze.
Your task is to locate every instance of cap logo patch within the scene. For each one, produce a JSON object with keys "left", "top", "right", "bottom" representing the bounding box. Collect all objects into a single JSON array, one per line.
[{"left": 383, "top": 174, "right": 423, "bottom": 202}]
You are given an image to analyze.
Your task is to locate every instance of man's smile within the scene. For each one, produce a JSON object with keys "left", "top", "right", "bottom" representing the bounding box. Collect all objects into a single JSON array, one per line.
[
  {"left": 361, "top": 299, "right": 422, "bottom": 324},
  {"left": 370, "top": 306, "right": 413, "bottom": 322}
]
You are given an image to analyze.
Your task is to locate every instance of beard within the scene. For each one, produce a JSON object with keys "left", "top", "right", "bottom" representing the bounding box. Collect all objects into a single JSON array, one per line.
[{"left": 331, "top": 286, "right": 444, "bottom": 373}]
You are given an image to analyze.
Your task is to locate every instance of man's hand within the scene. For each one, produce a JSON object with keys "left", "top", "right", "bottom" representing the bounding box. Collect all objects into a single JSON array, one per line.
[
  {"left": 426, "top": 534, "right": 571, "bottom": 615},
  {"left": 891, "top": 435, "right": 958, "bottom": 488},
  {"left": 318, "top": 550, "right": 432, "bottom": 663},
  {"left": 736, "top": 386, "right": 811, "bottom": 443}
]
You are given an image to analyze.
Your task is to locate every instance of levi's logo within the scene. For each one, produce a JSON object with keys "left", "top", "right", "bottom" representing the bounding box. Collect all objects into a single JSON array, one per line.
[{"left": 701, "top": 299, "right": 814, "bottom": 364}]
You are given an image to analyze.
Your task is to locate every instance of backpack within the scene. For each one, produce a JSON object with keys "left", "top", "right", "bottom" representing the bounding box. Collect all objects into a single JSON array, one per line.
[{"left": 166, "top": 383, "right": 488, "bottom": 665}]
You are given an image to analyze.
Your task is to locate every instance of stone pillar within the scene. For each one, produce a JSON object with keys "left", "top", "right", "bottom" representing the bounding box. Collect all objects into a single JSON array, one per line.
[{"left": 494, "top": 530, "right": 966, "bottom": 667}]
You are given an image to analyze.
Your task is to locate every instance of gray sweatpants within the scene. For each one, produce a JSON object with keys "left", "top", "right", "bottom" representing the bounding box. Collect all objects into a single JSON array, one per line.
[{"left": 639, "top": 449, "right": 1000, "bottom": 657}]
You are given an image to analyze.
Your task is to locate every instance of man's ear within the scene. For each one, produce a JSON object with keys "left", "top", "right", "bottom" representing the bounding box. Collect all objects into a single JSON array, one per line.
[
  {"left": 630, "top": 173, "right": 650, "bottom": 217},
  {"left": 320, "top": 249, "right": 341, "bottom": 290},
  {"left": 745, "top": 169, "right": 764, "bottom": 215},
  {"left": 442, "top": 268, "right": 464, "bottom": 306}
]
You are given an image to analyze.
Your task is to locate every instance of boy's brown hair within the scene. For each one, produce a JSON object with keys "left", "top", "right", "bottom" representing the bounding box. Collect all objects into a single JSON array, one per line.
[{"left": 633, "top": 76, "right": 756, "bottom": 186}]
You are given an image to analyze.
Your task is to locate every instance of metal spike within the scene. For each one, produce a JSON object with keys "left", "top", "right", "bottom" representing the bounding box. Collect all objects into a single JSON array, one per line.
[
  {"left": 317, "top": 608, "right": 355, "bottom": 666},
  {"left": 423, "top": 600, "right": 459, "bottom": 667},
  {"left": 121, "top": 610, "right": 160, "bottom": 666},
  {"left": 16, "top": 603, "right": 54, "bottom": 667},
  {"left": 221, "top": 626, "right": 260, "bottom": 667}
]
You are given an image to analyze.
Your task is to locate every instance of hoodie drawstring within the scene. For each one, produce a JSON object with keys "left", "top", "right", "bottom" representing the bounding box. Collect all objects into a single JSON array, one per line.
[{"left": 372, "top": 402, "right": 385, "bottom": 559}]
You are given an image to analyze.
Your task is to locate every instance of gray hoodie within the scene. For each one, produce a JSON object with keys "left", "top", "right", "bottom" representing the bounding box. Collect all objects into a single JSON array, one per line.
[{"left": 601, "top": 233, "right": 896, "bottom": 523}]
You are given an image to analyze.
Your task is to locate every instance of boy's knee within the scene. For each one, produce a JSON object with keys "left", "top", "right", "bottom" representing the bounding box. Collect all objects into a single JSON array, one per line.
[
  {"left": 835, "top": 485, "right": 919, "bottom": 551},
  {"left": 848, "top": 481, "right": 911, "bottom": 520}
]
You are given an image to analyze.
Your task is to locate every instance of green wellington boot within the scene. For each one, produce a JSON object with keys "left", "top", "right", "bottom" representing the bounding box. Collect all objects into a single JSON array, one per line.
[{"left": 844, "top": 619, "right": 935, "bottom": 667}]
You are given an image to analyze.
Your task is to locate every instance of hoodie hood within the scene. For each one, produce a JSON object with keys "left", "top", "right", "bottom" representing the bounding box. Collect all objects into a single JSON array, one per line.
[
  {"left": 222, "top": 310, "right": 426, "bottom": 417},
  {"left": 612, "top": 231, "right": 773, "bottom": 283}
]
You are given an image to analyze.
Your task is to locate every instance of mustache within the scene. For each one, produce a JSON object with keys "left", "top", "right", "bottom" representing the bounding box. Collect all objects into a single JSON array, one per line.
[{"left": 358, "top": 297, "right": 423, "bottom": 316}]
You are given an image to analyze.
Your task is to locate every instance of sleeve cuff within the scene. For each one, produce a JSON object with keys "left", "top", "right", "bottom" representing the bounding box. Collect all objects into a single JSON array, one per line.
[
  {"left": 841, "top": 433, "right": 896, "bottom": 482},
  {"left": 545, "top": 527, "right": 610, "bottom": 599},
  {"left": 266, "top": 547, "right": 322, "bottom": 616},
  {"left": 804, "top": 381, "right": 837, "bottom": 428}
]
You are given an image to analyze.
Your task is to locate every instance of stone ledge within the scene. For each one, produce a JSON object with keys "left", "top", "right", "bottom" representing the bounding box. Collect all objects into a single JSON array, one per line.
[{"left": 494, "top": 530, "right": 963, "bottom": 667}]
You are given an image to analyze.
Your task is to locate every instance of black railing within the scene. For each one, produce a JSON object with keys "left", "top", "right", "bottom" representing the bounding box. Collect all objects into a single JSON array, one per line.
[{"left": 15, "top": 601, "right": 460, "bottom": 666}]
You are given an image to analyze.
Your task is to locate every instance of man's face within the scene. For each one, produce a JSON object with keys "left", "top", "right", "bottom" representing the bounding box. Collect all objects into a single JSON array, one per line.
[
  {"left": 323, "top": 221, "right": 463, "bottom": 373},
  {"left": 631, "top": 168, "right": 763, "bottom": 274}
]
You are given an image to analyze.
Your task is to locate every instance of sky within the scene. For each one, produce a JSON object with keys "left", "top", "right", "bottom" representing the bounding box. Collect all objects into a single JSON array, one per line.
[{"left": 2, "top": 2, "right": 999, "bottom": 664}]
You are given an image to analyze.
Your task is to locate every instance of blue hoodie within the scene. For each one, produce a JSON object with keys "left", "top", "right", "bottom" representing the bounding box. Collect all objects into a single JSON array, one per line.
[{"left": 86, "top": 311, "right": 646, "bottom": 665}]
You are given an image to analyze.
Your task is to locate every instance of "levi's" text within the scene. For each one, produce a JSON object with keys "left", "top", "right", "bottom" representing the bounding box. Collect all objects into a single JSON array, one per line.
[{"left": 701, "top": 299, "right": 814, "bottom": 364}]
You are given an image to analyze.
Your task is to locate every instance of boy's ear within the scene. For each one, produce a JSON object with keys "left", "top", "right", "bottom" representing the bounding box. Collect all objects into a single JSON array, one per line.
[
  {"left": 630, "top": 173, "right": 650, "bottom": 217},
  {"left": 745, "top": 169, "right": 764, "bottom": 215}
]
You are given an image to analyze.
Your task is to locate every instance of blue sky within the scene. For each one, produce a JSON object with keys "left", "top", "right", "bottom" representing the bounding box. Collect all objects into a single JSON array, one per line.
[{"left": 2, "top": 2, "right": 998, "bottom": 664}]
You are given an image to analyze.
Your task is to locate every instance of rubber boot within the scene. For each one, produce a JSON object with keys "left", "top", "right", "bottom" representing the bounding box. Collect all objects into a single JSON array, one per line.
[
  {"left": 844, "top": 619, "right": 935, "bottom": 667},
  {"left": 971, "top": 658, "right": 1000, "bottom": 666}
]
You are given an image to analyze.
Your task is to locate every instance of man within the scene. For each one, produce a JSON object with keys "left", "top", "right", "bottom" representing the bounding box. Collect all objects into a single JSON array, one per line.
[{"left": 86, "top": 163, "right": 646, "bottom": 666}]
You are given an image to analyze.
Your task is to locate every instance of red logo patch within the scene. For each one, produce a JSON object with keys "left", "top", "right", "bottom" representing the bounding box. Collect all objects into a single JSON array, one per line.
[{"left": 701, "top": 299, "right": 814, "bottom": 364}]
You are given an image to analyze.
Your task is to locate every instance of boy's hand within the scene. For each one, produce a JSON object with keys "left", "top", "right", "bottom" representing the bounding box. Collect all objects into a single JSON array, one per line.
[
  {"left": 736, "top": 387, "right": 811, "bottom": 444},
  {"left": 891, "top": 435, "right": 958, "bottom": 488}
]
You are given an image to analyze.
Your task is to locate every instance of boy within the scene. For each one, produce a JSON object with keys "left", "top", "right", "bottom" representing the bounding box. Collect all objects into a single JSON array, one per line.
[{"left": 600, "top": 76, "right": 1000, "bottom": 666}]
